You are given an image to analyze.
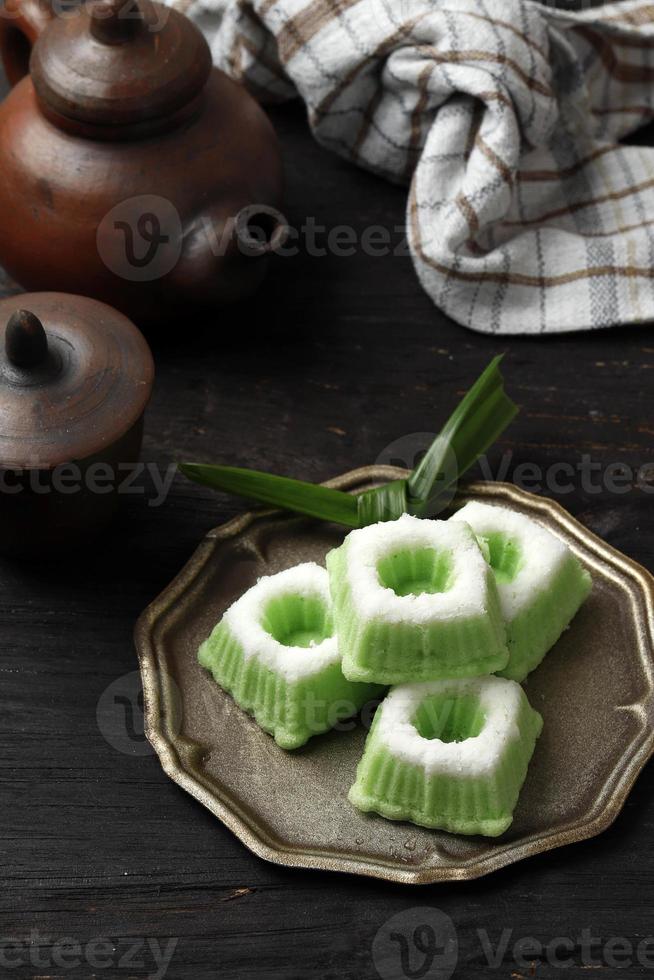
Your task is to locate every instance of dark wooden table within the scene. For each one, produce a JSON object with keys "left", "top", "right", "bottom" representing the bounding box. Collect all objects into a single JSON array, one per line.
[{"left": 2, "top": 87, "right": 654, "bottom": 980}]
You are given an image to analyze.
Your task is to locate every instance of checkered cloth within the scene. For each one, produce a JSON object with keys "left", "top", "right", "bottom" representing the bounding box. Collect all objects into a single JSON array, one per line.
[{"left": 172, "top": 0, "right": 654, "bottom": 334}]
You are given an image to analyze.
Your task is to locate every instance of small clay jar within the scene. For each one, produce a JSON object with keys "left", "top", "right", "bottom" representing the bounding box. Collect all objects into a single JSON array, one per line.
[
  {"left": 0, "top": 0, "right": 286, "bottom": 327},
  {"left": 0, "top": 292, "right": 154, "bottom": 558}
]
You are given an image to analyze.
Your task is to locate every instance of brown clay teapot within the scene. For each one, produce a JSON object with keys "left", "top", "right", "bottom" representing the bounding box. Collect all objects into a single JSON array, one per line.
[{"left": 0, "top": 0, "right": 286, "bottom": 327}]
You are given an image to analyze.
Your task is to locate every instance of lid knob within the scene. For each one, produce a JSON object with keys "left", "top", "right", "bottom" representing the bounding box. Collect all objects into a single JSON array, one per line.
[
  {"left": 5, "top": 310, "right": 49, "bottom": 369},
  {"left": 89, "top": 0, "right": 145, "bottom": 45}
]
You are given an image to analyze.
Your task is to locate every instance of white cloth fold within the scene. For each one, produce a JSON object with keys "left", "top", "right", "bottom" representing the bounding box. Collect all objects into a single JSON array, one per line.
[{"left": 172, "top": 0, "right": 654, "bottom": 334}]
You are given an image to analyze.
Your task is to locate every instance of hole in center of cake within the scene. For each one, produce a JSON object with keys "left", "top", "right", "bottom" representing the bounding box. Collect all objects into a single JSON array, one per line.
[
  {"left": 261, "top": 594, "right": 333, "bottom": 648},
  {"left": 377, "top": 547, "right": 453, "bottom": 597},
  {"left": 480, "top": 532, "right": 522, "bottom": 584},
  {"left": 413, "top": 694, "right": 486, "bottom": 743}
]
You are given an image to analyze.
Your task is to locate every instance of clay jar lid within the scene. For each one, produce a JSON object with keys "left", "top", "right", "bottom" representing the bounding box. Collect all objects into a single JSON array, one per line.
[
  {"left": 29, "top": 0, "right": 212, "bottom": 130},
  {"left": 0, "top": 292, "right": 154, "bottom": 470}
]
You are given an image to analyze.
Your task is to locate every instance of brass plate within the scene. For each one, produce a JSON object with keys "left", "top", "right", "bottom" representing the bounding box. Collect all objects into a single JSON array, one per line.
[{"left": 135, "top": 467, "right": 654, "bottom": 884}]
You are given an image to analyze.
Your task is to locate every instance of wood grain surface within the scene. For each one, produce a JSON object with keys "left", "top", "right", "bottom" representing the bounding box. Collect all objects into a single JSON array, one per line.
[{"left": 1, "top": 85, "right": 653, "bottom": 980}]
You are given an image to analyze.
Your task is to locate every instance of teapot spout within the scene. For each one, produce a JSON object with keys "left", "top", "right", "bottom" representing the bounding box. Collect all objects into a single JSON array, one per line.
[
  {"left": 234, "top": 205, "right": 289, "bottom": 258},
  {"left": 170, "top": 203, "right": 288, "bottom": 308}
]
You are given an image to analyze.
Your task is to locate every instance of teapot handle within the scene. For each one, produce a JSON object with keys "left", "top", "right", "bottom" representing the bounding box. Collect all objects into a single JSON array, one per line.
[{"left": 0, "top": 0, "right": 54, "bottom": 87}]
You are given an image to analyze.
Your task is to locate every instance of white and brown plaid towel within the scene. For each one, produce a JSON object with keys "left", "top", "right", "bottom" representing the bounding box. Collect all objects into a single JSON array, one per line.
[{"left": 172, "top": 0, "right": 654, "bottom": 334}]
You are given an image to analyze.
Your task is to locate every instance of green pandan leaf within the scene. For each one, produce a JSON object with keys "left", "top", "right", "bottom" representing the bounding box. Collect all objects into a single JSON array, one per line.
[
  {"left": 179, "top": 357, "right": 517, "bottom": 527},
  {"left": 407, "top": 355, "right": 517, "bottom": 516},
  {"left": 356, "top": 479, "right": 408, "bottom": 527},
  {"left": 178, "top": 464, "right": 359, "bottom": 527}
]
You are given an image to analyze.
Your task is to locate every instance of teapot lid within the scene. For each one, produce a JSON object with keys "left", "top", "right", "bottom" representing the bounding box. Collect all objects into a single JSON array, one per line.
[
  {"left": 30, "top": 0, "right": 212, "bottom": 129},
  {"left": 0, "top": 293, "right": 154, "bottom": 469}
]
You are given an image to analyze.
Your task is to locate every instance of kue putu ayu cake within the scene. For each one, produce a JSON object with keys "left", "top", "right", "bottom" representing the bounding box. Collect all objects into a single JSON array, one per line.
[
  {"left": 326, "top": 514, "right": 509, "bottom": 685},
  {"left": 348, "top": 676, "right": 543, "bottom": 837},
  {"left": 198, "top": 563, "right": 382, "bottom": 750},
  {"left": 453, "top": 501, "right": 592, "bottom": 682}
]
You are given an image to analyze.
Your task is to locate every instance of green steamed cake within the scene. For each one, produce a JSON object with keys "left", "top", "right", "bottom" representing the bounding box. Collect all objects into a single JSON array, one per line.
[
  {"left": 453, "top": 501, "right": 592, "bottom": 682},
  {"left": 327, "top": 514, "right": 509, "bottom": 685},
  {"left": 349, "top": 675, "right": 543, "bottom": 837},
  {"left": 198, "top": 562, "right": 383, "bottom": 750}
]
